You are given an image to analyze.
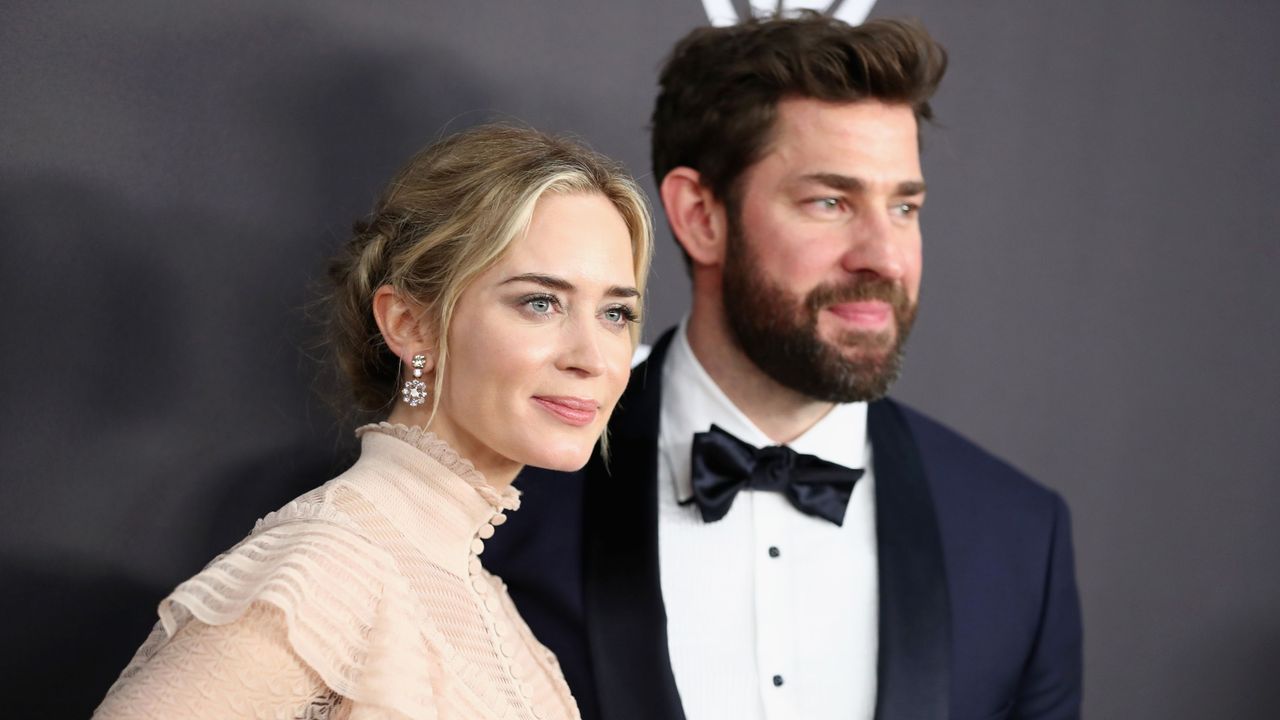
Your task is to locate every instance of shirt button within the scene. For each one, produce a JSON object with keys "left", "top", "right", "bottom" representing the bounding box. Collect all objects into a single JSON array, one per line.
[
  {"left": 768, "top": 546, "right": 781, "bottom": 558},
  {"left": 772, "top": 674, "right": 784, "bottom": 687}
]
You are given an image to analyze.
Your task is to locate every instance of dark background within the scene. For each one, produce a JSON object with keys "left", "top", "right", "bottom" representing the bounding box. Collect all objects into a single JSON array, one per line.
[{"left": 1, "top": 1, "right": 1276, "bottom": 717}]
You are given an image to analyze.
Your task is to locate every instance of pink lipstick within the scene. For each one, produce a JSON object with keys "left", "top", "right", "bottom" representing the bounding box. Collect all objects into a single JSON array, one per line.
[{"left": 532, "top": 396, "right": 599, "bottom": 427}]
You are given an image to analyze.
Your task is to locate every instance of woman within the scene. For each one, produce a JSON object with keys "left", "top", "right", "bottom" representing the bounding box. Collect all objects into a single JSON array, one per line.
[{"left": 94, "top": 124, "right": 653, "bottom": 719}]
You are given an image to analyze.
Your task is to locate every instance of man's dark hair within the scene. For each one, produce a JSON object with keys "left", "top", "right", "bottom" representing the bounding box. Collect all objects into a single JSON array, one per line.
[{"left": 652, "top": 14, "right": 947, "bottom": 253}]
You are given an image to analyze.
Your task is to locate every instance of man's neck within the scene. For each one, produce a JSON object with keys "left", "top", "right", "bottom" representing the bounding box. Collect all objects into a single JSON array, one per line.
[{"left": 684, "top": 307, "right": 835, "bottom": 445}]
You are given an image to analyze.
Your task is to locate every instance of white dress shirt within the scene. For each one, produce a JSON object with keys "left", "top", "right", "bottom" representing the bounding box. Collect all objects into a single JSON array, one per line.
[{"left": 657, "top": 322, "right": 879, "bottom": 720}]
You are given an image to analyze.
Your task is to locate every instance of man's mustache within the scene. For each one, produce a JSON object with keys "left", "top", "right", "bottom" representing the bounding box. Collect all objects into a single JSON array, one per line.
[{"left": 805, "top": 276, "right": 911, "bottom": 316}]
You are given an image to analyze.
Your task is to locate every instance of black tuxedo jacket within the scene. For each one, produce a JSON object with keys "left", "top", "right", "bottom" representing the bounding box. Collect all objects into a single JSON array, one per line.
[{"left": 485, "top": 329, "right": 1082, "bottom": 720}]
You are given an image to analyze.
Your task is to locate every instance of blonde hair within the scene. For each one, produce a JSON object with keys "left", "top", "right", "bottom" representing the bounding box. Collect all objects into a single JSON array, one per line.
[{"left": 327, "top": 124, "right": 653, "bottom": 420}]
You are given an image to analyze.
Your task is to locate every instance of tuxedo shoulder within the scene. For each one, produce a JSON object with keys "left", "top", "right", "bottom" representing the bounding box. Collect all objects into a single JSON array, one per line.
[{"left": 884, "top": 398, "right": 1068, "bottom": 516}]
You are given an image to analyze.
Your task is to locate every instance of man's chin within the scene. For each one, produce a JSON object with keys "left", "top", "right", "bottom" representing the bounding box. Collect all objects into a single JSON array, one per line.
[
  {"left": 822, "top": 334, "right": 898, "bottom": 362},
  {"left": 824, "top": 341, "right": 903, "bottom": 389}
]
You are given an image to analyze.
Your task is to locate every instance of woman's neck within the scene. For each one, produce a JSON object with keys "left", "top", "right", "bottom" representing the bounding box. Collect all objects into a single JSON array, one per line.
[{"left": 384, "top": 404, "right": 523, "bottom": 489}]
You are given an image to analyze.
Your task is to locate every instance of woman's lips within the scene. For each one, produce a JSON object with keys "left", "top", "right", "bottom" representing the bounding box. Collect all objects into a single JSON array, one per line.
[{"left": 532, "top": 396, "right": 599, "bottom": 427}]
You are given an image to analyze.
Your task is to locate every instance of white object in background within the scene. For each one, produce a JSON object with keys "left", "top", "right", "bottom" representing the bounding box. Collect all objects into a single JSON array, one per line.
[
  {"left": 632, "top": 344, "right": 652, "bottom": 367},
  {"left": 701, "top": 0, "right": 878, "bottom": 27}
]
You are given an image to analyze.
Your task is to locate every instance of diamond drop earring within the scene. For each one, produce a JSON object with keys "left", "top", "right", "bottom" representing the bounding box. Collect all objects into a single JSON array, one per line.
[{"left": 401, "top": 354, "right": 429, "bottom": 407}]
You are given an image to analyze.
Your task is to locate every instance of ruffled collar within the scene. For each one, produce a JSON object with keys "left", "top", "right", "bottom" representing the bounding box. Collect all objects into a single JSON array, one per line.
[{"left": 355, "top": 422, "right": 521, "bottom": 512}]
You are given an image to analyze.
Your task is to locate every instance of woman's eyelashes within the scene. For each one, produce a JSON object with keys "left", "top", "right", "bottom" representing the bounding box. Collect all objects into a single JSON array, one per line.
[
  {"left": 515, "top": 293, "right": 638, "bottom": 329},
  {"left": 518, "top": 292, "right": 561, "bottom": 317},
  {"left": 602, "top": 303, "right": 639, "bottom": 328}
]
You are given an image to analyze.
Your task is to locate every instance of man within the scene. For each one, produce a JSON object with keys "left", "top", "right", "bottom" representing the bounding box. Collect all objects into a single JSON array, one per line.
[{"left": 485, "top": 15, "right": 1082, "bottom": 720}]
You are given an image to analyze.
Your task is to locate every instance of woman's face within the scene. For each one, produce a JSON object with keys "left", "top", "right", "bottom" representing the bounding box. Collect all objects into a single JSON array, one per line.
[{"left": 430, "top": 191, "right": 639, "bottom": 482}]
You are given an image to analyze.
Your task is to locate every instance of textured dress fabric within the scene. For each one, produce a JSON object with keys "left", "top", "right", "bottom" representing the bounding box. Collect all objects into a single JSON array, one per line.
[{"left": 94, "top": 423, "right": 582, "bottom": 720}]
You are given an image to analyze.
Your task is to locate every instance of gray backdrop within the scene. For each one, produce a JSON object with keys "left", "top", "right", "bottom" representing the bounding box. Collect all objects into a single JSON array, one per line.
[{"left": 1, "top": 1, "right": 1276, "bottom": 717}]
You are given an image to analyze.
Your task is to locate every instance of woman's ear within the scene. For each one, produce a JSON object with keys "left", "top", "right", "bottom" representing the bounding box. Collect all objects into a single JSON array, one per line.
[
  {"left": 659, "top": 167, "right": 729, "bottom": 268},
  {"left": 372, "top": 286, "right": 436, "bottom": 371}
]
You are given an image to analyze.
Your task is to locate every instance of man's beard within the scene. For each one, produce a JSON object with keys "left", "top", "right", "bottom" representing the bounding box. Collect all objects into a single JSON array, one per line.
[{"left": 721, "top": 223, "right": 918, "bottom": 404}]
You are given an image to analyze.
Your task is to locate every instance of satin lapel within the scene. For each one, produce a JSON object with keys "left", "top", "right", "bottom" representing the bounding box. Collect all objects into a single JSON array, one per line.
[
  {"left": 584, "top": 329, "right": 686, "bottom": 720},
  {"left": 869, "top": 398, "right": 951, "bottom": 720}
]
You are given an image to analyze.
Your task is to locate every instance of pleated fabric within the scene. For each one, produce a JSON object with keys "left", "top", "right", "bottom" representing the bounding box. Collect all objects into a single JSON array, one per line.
[{"left": 95, "top": 424, "right": 580, "bottom": 720}]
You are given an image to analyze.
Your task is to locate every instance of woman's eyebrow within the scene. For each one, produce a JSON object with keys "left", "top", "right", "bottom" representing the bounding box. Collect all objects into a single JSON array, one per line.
[
  {"left": 501, "top": 273, "right": 574, "bottom": 291},
  {"left": 502, "top": 273, "right": 640, "bottom": 300},
  {"left": 605, "top": 286, "right": 640, "bottom": 299}
]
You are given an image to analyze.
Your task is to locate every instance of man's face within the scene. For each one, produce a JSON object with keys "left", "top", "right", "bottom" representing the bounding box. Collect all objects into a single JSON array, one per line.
[{"left": 722, "top": 98, "right": 925, "bottom": 402}]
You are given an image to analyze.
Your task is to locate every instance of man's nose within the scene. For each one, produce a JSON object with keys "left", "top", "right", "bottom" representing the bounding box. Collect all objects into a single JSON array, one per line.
[{"left": 839, "top": 210, "right": 906, "bottom": 281}]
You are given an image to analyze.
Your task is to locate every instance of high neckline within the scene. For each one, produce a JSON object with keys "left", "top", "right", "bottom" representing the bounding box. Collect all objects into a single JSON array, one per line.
[
  {"left": 341, "top": 423, "right": 521, "bottom": 576},
  {"left": 355, "top": 422, "right": 521, "bottom": 512}
]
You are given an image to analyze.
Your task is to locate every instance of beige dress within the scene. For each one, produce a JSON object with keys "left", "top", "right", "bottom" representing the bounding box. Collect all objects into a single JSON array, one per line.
[{"left": 94, "top": 423, "right": 581, "bottom": 720}]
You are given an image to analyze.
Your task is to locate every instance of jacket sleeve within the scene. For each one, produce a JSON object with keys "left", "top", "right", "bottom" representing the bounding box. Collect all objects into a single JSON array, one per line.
[{"left": 1013, "top": 493, "right": 1084, "bottom": 720}]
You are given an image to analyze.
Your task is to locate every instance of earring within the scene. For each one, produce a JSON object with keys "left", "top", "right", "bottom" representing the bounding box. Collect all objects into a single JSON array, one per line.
[{"left": 401, "top": 354, "right": 429, "bottom": 407}]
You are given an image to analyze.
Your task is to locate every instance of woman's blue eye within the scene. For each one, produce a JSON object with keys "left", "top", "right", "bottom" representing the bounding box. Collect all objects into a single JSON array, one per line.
[
  {"left": 603, "top": 305, "right": 638, "bottom": 326},
  {"left": 519, "top": 293, "right": 561, "bottom": 315}
]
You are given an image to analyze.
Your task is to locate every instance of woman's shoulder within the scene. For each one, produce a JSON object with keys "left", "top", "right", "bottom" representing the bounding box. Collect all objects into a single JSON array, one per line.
[
  {"left": 250, "top": 479, "right": 359, "bottom": 534},
  {"left": 131, "top": 478, "right": 440, "bottom": 716},
  {"left": 163, "top": 479, "right": 397, "bottom": 643}
]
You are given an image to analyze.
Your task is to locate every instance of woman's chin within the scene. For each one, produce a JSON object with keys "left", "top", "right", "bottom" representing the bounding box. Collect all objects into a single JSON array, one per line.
[{"left": 519, "top": 443, "right": 596, "bottom": 473}]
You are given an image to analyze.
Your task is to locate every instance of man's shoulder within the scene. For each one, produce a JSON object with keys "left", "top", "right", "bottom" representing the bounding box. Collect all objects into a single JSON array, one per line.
[{"left": 882, "top": 398, "right": 1066, "bottom": 515}]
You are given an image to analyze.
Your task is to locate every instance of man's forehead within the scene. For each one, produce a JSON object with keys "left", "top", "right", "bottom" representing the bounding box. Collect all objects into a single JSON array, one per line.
[
  {"left": 752, "top": 98, "right": 923, "bottom": 184},
  {"left": 771, "top": 97, "right": 919, "bottom": 149}
]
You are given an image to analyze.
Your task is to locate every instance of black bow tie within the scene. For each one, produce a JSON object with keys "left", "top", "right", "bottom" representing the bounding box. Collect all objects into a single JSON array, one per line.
[{"left": 682, "top": 424, "right": 864, "bottom": 526}]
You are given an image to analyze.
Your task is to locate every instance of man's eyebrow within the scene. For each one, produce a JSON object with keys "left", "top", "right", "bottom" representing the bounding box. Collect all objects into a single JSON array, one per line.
[
  {"left": 502, "top": 273, "right": 640, "bottom": 299},
  {"left": 802, "top": 173, "right": 865, "bottom": 192},
  {"left": 800, "top": 173, "right": 927, "bottom": 196}
]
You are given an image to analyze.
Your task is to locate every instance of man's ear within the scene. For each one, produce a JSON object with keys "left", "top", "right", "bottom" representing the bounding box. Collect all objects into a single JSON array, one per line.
[
  {"left": 372, "top": 285, "right": 437, "bottom": 372},
  {"left": 660, "top": 167, "right": 729, "bottom": 267}
]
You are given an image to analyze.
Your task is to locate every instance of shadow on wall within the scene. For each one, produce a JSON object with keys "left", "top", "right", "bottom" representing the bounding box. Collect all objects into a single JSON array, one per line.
[
  {"left": 0, "top": 12, "right": 496, "bottom": 716},
  {"left": 1166, "top": 617, "right": 1280, "bottom": 718},
  {"left": 0, "top": 554, "right": 166, "bottom": 717},
  {"left": 0, "top": 433, "right": 342, "bottom": 717}
]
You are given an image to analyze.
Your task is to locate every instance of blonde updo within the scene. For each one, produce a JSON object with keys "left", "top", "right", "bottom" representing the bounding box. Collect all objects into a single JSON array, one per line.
[{"left": 326, "top": 124, "right": 653, "bottom": 417}]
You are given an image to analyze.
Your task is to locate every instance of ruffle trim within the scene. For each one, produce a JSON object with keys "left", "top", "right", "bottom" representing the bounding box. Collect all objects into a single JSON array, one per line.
[
  {"left": 110, "top": 512, "right": 439, "bottom": 720},
  {"left": 355, "top": 422, "right": 521, "bottom": 511}
]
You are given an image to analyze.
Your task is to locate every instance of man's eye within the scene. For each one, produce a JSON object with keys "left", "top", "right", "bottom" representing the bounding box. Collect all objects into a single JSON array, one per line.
[
  {"left": 893, "top": 202, "right": 921, "bottom": 217},
  {"left": 813, "top": 198, "right": 841, "bottom": 210}
]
